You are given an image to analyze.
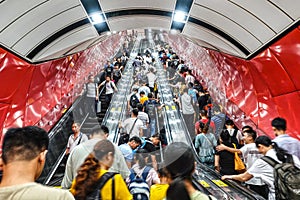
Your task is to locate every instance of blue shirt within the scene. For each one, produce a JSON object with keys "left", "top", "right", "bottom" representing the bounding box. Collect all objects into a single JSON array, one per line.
[
  {"left": 119, "top": 143, "right": 134, "bottom": 162},
  {"left": 273, "top": 134, "right": 300, "bottom": 159}
]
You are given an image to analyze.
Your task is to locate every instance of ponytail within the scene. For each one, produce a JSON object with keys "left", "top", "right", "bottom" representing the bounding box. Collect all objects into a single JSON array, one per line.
[
  {"left": 72, "top": 154, "right": 100, "bottom": 200},
  {"left": 272, "top": 142, "right": 289, "bottom": 162}
]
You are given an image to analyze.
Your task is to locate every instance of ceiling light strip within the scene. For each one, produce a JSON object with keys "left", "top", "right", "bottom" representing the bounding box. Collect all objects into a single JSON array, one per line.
[
  {"left": 80, "top": 0, "right": 110, "bottom": 34},
  {"left": 170, "top": 0, "right": 193, "bottom": 32}
]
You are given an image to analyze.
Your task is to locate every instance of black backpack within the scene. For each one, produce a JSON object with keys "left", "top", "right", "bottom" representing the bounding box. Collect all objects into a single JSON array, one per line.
[
  {"left": 261, "top": 155, "right": 300, "bottom": 200},
  {"left": 130, "top": 94, "right": 140, "bottom": 108},
  {"left": 85, "top": 172, "right": 117, "bottom": 200}
]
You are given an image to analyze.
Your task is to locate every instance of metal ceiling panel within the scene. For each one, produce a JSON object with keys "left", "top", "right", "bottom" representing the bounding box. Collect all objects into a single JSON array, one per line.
[
  {"left": 13, "top": 6, "right": 86, "bottom": 55},
  {"left": 34, "top": 25, "right": 97, "bottom": 61},
  {"left": 183, "top": 23, "right": 246, "bottom": 58},
  {"left": 192, "top": 0, "right": 275, "bottom": 43},
  {"left": 230, "top": 0, "right": 293, "bottom": 32},
  {"left": 108, "top": 16, "right": 171, "bottom": 32},
  {"left": 190, "top": 5, "right": 261, "bottom": 51},
  {"left": 100, "top": 0, "right": 176, "bottom": 12},
  {"left": 0, "top": 0, "right": 43, "bottom": 31},
  {"left": 0, "top": 1, "right": 81, "bottom": 47},
  {"left": 270, "top": 0, "right": 300, "bottom": 20}
]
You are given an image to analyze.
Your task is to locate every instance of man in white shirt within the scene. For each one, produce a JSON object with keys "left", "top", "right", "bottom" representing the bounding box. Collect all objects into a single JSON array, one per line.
[
  {"left": 146, "top": 68, "right": 157, "bottom": 92},
  {"left": 65, "top": 122, "right": 88, "bottom": 155},
  {"left": 119, "top": 108, "right": 143, "bottom": 137},
  {"left": 225, "top": 119, "right": 244, "bottom": 147},
  {"left": 271, "top": 117, "right": 300, "bottom": 159},
  {"left": 0, "top": 126, "right": 74, "bottom": 200}
]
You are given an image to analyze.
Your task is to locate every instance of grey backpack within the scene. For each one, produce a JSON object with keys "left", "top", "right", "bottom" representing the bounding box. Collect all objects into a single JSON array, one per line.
[{"left": 261, "top": 155, "right": 300, "bottom": 200}]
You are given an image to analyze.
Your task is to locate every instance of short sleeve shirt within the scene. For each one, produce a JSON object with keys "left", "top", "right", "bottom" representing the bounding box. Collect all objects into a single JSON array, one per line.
[
  {"left": 67, "top": 133, "right": 88, "bottom": 153},
  {"left": 122, "top": 117, "right": 144, "bottom": 137}
]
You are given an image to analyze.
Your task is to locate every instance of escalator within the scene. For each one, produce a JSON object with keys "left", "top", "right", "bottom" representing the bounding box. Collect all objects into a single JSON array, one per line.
[
  {"left": 150, "top": 44, "right": 265, "bottom": 200},
  {"left": 37, "top": 46, "right": 134, "bottom": 186}
]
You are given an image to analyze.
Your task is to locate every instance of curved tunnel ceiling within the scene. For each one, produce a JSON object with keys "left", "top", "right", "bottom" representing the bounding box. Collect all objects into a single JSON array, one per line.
[{"left": 1, "top": 0, "right": 300, "bottom": 63}]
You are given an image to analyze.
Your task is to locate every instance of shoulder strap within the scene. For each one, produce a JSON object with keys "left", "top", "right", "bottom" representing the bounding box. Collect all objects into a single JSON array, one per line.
[
  {"left": 202, "top": 134, "right": 214, "bottom": 147},
  {"left": 129, "top": 118, "right": 138, "bottom": 135},
  {"left": 111, "top": 175, "right": 115, "bottom": 200},
  {"left": 129, "top": 169, "right": 137, "bottom": 181},
  {"left": 92, "top": 172, "right": 117, "bottom": 198},
  {"left": 233, "top": 129, "right": 238, "bottom": 137},
  {"left": 141, "top": 166, "right": 151, "bottom": 180},
  {"left": 77, "top": 134, "right": 83, "bottom": 145},
  {"left": 261, "top": 156, "right": 279, "bottom": 168}
]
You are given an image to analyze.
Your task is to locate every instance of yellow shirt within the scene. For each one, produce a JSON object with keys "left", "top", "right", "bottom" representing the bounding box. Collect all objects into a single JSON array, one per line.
[
  {"left": 140, "top": 96, "right": 148, "bottom": 105},
  {"left": 71, "top": 169, "right": 132, "bottom": 200},
  {"left": 150, "top": 184, "right": 169, "bottom": 200}
]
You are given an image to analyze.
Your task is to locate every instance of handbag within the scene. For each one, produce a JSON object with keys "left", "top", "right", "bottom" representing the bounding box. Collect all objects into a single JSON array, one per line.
[
  {"left": 232, "top": 143, "right": 246, "bottom": 173},
  {"left": 96, "top": 100, "right": 101, "bottom": 113},
  {"left": 118, "top": 118, "right": 138, "bottom": 145}
]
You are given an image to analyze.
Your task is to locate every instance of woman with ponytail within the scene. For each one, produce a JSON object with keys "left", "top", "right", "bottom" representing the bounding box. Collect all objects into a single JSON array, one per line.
[
  {"left": 222, "top": 135, "right": 300, "bottom": 200},
  {"left": 164, "top": 142, "right": 215, "bottom": 200},
  {"left": 70, "top": 140, "right": 132, "bottom": 200}
]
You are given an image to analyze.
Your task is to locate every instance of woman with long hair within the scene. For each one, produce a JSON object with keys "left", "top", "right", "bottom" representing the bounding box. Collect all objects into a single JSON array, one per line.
[
  {"left": 222, "top": 135, "right": 300, "bottom": 200},
  {"left": 70, "top": 140, "right": 132, "bottom": 200},
  {"left": 164, "top": 142, "right": 214, "bottom": 200}
]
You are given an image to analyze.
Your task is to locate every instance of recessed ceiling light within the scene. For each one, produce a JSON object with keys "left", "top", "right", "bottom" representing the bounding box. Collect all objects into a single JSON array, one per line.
[
  {"left": 90, "top": 13, "right": 104, "bottom": 24},
  {"left": 173, "top": 11, "right": 187, "bottom": 23}
]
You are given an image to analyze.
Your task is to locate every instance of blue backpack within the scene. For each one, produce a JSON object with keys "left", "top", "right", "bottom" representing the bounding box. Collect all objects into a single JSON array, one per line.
[{"left": 129, "top": 166, "right": 151, "bottom": 200}]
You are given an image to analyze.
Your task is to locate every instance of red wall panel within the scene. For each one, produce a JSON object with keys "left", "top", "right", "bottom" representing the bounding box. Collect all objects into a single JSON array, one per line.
[{"left": 0, "top": 34, "right": 124, "bottom": 153}]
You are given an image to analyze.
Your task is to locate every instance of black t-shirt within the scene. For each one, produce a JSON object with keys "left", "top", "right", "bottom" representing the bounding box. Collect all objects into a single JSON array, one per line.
[
  {"left": 141, "top": 138, "right": 157, "bottom": 155},
  {"left": 216, "top": 141, "right": 236, "bottom": 175}
]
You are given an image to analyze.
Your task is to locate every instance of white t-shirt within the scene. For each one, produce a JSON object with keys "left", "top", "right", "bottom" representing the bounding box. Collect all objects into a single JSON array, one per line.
[
  {"left": 248, "top": 149, "right": 300, "bottom": 200},
  {"left": 67, "top": 132, "right": 88, "bottom": 153},
  {"left": 122, "top": 117, "right": 143, "bottom": 137},
  {"left": 147, "top": 72, "right": 156, "bottom": 88},
  {"left": 240, "top": 143, "right": 264, "bottom": 185},
  {"left": 138, "top": 111, "right": 149, "bottom": 129},
  {"left": 0, "top": 182, "right": 74, "bottom": 200}
]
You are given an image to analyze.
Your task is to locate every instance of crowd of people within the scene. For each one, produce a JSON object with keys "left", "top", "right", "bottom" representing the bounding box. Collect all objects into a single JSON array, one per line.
[{"left": 0, "top": 42, "right": 300, "bottom": 200}]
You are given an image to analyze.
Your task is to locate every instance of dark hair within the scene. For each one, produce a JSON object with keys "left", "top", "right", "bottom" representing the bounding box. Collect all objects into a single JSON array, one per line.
[
  {"left": 73, "top": 140, "right": 114, "bottom": 199},
  {"left": 164, "top": 142, "right": 195, "bottom": 200},
  {"left": 100, "top": 125, "right": 109, "bottom": 134},
  {"left": 242, "top": 125, "right": 253, "bottom": 132},
  {"left": 137, "top": 103, "right": 143, "bottom": 111},
  {"left": 151, "top": 133, "right": 161, "bottom": 140},
  {"left": 140, "top": 91, "right": 145, "bottom": 95},
  {"left": 225, "top": 119, "right": 234, "bottom": 126},
  {"left": 271, "top": 117, "right": 287, "bottom": 131},
  {"left": 129, "top": 136, "right": 142, "bottom": 145},
  {"left": 220, "top": 129, "right": 230, "bottom": 142},
  {"left": 255, "top": 136, "right": 288, "bottom": 162},
  {"left": 200, "top": 110, "right": 207, "bottom": 117},
  {"left": 132, "top": 108, "right": 139, "bottom": 116},
  {"left": 2, "top": 126, "right": 49, "bottom": 164},
  {"left": 148, "top": 92, "right": 153, "bottom": 98},
  {"left": 134, "top": 149, "right": 148, "bottom": 169},
  {"left": 243, "top": 129, "right": 257, "bottom": 140}
]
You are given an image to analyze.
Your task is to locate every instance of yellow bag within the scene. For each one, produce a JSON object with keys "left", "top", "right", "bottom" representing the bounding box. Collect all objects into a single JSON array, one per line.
[{"left": 232, "top": 143, "right": 246, "bottom": 173}]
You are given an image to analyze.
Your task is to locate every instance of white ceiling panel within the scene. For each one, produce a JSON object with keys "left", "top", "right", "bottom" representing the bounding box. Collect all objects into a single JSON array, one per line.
[
  {"left": 190, "top": 5, "right": 261, "bottom": 51},
  {"left": 13, "top": 6, "right": 87, "bottom": 55},
  {"left": 0, "top": 1, "right": 82, "bottom": 47},
  {"left": 192, "top": 1, "right": 275, "bottom": 43},
  {"left": 35, "top": 25, "right": 97, "bottom": 61},
  {"left": 230, "top": 0, "right": 292, "bottom": 32},
  {"left": 108, "top": 16, "right": 171, "bottom": 32},
  {"left": 183, "top": 23, "right": 246, "bottom": 58},
  {"left": 271, "top": 0, "right": 300, "bottom": 20},
  {"left": 100, "top": 0, "right": 176, "bottom": 12},
  {"left": 0, "top": 0, "right": 43, "bottom": 31}
]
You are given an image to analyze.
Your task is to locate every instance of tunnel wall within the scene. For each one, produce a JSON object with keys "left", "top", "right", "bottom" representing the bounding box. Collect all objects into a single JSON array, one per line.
[
  {"left": 0, "top": 34, "right": 123, "bottom": 149},
  {"left": 166, "top": 26, "right": 300, "bottom": 140}
]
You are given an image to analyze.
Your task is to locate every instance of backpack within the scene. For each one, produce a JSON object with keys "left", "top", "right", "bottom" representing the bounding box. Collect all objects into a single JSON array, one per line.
[
  {"left": 106, "top": 66, "right": 112, "bottom": 73},
  {"left": 129, "top": 166, "right": 151, "bottom": 200},
  {"left": 145, "top": 101, "right": 156, "bottom": 119},
  {"left": 228, "top": 129, "right": 239, "bottom": 147},
  {"left": 130, "top": 94, "right": 140, "bottom": 108},
  {"left": 261, "top": 155, "right": 300, "bottom": 200},
  {"left": 85, "top": 172, "right": 117, "bottom": 200}
]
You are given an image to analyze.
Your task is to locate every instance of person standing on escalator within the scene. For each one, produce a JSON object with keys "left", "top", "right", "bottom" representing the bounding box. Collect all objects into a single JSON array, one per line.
[
  {"left": 65, "top": 122, "right": 88, "bottom": 156},
  {"left": 98, "top": 76, "right": 118, "bottom": 105},
  {"left": 83, "top": 75, "right": 99, "bottom": 119}
]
